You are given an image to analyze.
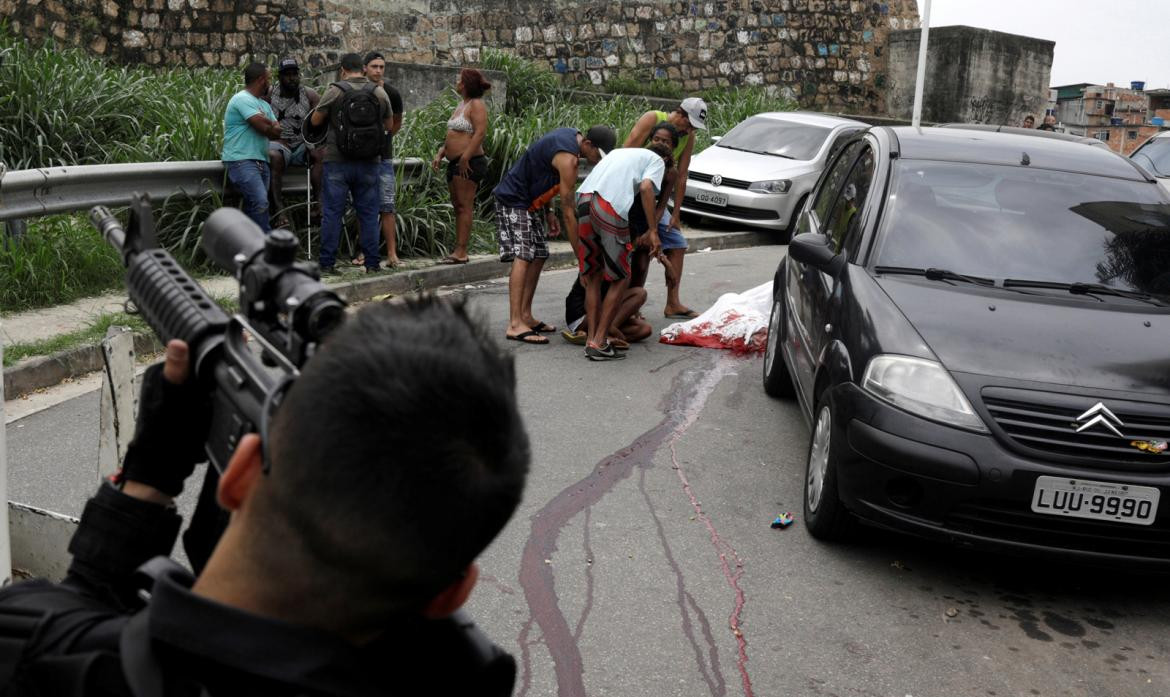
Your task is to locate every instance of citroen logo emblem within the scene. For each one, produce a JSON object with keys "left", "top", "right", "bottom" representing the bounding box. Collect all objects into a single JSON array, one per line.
[
  {"left": 1074, "top": 403, "right": 1125, "bottom": 438},
  {"left": 711, "top": 175, "right": 722, "bottom": 187}
]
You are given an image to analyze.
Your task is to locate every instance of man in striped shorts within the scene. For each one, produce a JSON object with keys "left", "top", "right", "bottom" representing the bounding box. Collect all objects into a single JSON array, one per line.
[
  {"left": 576, "top": 143, "right": 674, "bottom": 360},
  {"left": 492, "top": 126, "right": 615, "bottom": 345}
]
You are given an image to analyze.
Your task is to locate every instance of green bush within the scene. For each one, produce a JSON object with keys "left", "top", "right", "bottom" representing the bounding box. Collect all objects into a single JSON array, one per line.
[
  {"left": 0, "top": 215, "right": 124, "bottom": 311},
  {"left": 0, "top": 26, "right": 797, "bottom": 312}
]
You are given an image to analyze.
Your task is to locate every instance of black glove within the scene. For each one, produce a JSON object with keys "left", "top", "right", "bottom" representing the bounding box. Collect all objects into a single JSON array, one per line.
[{"left": 118, "top": 360, "right": 211, "bottom": 497}]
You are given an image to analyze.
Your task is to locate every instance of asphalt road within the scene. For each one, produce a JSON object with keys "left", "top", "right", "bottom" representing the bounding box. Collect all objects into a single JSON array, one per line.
[{"left": 6, "top": 246, "right": 1169, "bottom": 697}]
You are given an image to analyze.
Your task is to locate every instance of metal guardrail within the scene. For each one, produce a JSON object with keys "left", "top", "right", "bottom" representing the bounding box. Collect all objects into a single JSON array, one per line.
[{"left": 0, "top": 158, "right": 426, "bottom": 222}]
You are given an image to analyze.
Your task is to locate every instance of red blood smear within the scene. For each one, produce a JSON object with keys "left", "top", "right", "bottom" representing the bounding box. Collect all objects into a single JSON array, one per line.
[{"left": 515, "top": 355, "right": 754, "bottom": 697}]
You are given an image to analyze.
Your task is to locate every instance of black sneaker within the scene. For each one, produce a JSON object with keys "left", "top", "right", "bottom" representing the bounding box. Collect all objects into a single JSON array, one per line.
[
  {"left": 585, "top": 343, "right": 626, "bottom": 361},
  {"left": 320, "top": 265, "right": 341, "bottom": 277}
]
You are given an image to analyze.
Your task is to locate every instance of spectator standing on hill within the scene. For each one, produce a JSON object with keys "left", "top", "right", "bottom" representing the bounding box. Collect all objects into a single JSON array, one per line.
[
  {"left": 623, "top": 97, "right": 709, "bottom": 319},
  {"left": 265, "top": 57, "right": 321, "bottom": 227},
  {"left": 308, "top": 52, "right": 393, "bottom": 274},
  {"left": 627, "top": 122, "right": 682, "bottom": 298},
  {"left": 356, "top": 51, "right": 406, "bottom": 268},
  {"left": 431, "top": 69, "right": 492, "bottom": 265},
  {"left": 222, "top": 62, "right": 282, "bottom": 232},
  {"left": 492, "top": 125, "right": 615, "bottom": 345},
  {"left": 575, "top": 143, "right": 673, "bottom": 361}
]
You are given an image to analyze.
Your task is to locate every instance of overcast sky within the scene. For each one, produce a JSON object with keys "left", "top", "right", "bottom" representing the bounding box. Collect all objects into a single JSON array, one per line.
[{"left": 923, "top": 0, "right": 1170, "bottom": 90}]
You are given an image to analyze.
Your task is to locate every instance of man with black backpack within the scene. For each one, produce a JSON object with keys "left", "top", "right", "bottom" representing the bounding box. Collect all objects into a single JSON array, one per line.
[{"left": 307, "top": 52, "right": 394, "bottom": 274}]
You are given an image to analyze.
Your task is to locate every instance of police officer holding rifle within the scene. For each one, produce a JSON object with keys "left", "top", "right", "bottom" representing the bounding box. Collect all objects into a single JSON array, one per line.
[{"left": 0, "top": 196, "right": 529, "bottom": 696}]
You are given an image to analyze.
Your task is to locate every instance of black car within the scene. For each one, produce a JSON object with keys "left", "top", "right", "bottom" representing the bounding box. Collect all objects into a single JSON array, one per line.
[{"left": 763, "top": 125, "right": 1170, "bottom": 566}]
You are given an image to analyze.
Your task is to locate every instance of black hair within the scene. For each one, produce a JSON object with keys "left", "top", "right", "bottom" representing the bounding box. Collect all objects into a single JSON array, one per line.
[
  {"left": 339, "top": 52, "right": 364, "bottom": 72},
  {"left": 260, "top": 296, "right": 530, "bottom": 612},
  {"left": 243, "top": 62, "right": 268, "bottom": 86},
  {"left": 364, "top": 51, "right": 385, "bottom": 66},
  {"left": 648, "top": 141, "right": 674, "bottom": 169},
  {"left": 650, "top": 121, "right": 679, "bottom": 147}
]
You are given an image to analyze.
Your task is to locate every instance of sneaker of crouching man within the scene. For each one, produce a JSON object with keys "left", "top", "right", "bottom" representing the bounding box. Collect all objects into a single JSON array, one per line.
[{"left": 575, "top": 143, "right": 674, "bottom": 361}]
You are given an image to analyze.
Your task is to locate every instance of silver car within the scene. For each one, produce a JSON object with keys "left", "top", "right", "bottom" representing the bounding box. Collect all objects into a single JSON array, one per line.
[
  {"left": 680, "top": 112, "right": 868, "bottom": 240},
  {"left": 1131, "top": 130, "right": 1170, "bottom": 197}
]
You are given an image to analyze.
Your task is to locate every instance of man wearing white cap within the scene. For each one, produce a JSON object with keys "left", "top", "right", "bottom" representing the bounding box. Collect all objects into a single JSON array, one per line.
[{"left": 623, "top": 97, "right": 708, "bottom": 319}]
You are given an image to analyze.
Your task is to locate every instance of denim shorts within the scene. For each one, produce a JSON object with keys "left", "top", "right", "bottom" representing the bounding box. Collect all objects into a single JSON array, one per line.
[
  {"left": 379, "top": 159, "right": 396, "bottom": 214},
  {"left": 656, "top": 209, "right": 688, "bottom": 250},
  {"left": 268, "top": 141, "right": 310, "bottom": 167}
]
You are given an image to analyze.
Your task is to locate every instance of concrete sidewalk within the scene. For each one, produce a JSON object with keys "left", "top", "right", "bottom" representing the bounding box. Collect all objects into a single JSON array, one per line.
[{"left": 1, "top": 227, "right": 778, "bottom": 397}]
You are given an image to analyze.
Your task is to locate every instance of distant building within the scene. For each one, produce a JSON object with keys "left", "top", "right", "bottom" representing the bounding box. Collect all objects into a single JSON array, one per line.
[{"left": 1053, "top": 82, "right": 1167, "bottom": 156}]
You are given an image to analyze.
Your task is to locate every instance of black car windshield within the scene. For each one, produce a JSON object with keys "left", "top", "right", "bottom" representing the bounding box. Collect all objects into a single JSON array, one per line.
[
  {"left": 1132, "top": 137, "right": 1170, "bottom": 177},
  {"left": 716, "top": 117, "right": 831, "bottom": 160},
  {"left": 874, "top": 161, "right": 1170, "bottom": 302}
]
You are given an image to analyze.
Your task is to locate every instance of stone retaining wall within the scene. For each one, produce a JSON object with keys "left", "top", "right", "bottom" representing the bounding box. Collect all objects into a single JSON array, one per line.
[{"left": 5, "top": 0, "right": 920, "bottom": 113}]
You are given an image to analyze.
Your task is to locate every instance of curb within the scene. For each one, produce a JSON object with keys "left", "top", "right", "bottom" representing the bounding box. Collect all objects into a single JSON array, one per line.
[{"left": 3, "top": 229, "right": 775, "bottom": 398}]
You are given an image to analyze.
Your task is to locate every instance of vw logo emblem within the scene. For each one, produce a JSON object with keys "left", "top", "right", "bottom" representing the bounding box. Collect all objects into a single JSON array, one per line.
[{"left": 711, "top": 175, "right": 723, "bottom": 187}]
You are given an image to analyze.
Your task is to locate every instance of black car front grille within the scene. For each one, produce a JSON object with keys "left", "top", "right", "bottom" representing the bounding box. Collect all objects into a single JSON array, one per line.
[
  {"left": 982, "top": 389, "right": 1170, "bottom": 469},
  {"left": 947, "top": 500, "right": 1170, "bottom": 560},
  {"left": 688, "top": 171, "right": 752, "bottom": 189},
  {"left": 682, "top": 197, "right": 779, "bottom": 220}
]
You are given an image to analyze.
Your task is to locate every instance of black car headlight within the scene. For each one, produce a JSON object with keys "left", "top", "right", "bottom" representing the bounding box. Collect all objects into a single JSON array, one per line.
[{"left": 862, "top": 355, "right": 987, "bottom": 432}]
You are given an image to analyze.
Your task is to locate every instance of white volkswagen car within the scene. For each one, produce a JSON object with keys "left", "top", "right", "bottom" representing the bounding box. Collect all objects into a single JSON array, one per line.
[
  {"left": 680, "top": 112, "right": 868, "bottom": 240},
  {"left": 1131, "top": 130, "right": 1170, "bottom": 197}
]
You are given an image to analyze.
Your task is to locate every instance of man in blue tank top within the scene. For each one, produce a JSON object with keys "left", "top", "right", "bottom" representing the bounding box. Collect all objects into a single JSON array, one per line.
[{"left": 493, "top": 125, "right": 615, "bottom": 345}]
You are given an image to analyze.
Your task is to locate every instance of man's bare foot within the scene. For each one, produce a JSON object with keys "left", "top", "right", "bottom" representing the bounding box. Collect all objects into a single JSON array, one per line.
[{"left": 384, "top": 256, "right": 400, "bottom": 268}]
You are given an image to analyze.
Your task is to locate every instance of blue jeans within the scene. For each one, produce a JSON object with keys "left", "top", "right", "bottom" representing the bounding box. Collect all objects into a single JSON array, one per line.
[
  {"left": 320, "top": 160, "right": 380, "bottom": 269},
  {"left": 224, "top": 159, "right": 271, "bottom": 232}
]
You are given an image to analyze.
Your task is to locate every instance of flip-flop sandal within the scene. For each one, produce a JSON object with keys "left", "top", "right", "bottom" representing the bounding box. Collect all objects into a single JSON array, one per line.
[
  {"left": 561, "top": 329, "right": 587, "bottom": 345},
  {"left": 664, "top": 309, "right": 700, "bottom": 319},
  {"left": 506, "top": 330, "right": 549, "bottom": 345},
  {"left": 529, "top": 320, "right": 557, "bottom": 333},
  {"left": 438, "top": 255, "right": 470, "bottom": 265},
  {"left": 608, "top": 337, "right": 630, "bottom": 350}
]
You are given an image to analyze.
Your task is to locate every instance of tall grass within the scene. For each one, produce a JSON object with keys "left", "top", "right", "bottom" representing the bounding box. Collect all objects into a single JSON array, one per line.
[
  {"left": 0, "top": 215, "right": 124, "bottom": 311},
  {"left": 0, "top": 28, "right": 796, "bottom": 312}
]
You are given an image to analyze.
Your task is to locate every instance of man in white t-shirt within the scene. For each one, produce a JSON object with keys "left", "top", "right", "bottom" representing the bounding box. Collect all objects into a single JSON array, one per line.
[{"left": 574, "top": 143, "right": 673, "bottom": 361}]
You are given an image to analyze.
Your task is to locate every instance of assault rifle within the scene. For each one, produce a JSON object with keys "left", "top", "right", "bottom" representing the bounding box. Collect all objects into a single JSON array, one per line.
[
  {"left": 89, "top": 194, "right": 346, "bottom": 473},
  {"left": 88, "top": 195, "right": 516, "bottom": 691}
]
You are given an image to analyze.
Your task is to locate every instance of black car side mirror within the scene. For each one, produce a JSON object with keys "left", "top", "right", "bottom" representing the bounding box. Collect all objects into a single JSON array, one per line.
[{"left": 789, "top": 232, "right": 845, "bottom": 275}]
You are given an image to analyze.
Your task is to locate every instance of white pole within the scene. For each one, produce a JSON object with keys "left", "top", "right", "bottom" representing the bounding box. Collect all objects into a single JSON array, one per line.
[
  {"left": 0, "top": 331, "right": 11, "bottom": 585},
  {"left": 911, "top": 0, "right": 932, "bottom": 129}
]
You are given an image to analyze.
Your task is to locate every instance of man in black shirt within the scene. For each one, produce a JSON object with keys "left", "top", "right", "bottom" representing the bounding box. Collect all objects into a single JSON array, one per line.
[{"left": 0, "top": 297, "right": 529, "bottom": 696}]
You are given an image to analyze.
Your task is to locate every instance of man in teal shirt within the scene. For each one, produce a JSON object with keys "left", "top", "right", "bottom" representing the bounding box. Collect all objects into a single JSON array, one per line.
[{"left": 222, "top": 62, "right": 282, "bottom": 232}]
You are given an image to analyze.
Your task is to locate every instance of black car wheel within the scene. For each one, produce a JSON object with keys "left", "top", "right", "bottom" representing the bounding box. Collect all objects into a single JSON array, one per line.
[
  {"left": 763, "top": 286, "right": 796, "bottom": 398},
  {"left": 803, "top": 393, "right": 856, "bottom": 541},
  {"left": 778, "top": 194, "right": 808, "bottom": 244}
]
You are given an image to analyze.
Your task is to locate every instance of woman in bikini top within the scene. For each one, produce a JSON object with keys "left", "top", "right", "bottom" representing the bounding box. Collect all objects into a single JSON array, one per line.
[{"left": 431, "top": 68, "right": 491, "bottom": 264}]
